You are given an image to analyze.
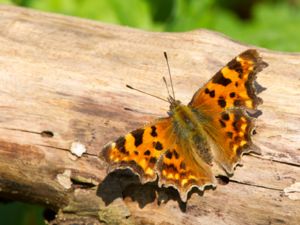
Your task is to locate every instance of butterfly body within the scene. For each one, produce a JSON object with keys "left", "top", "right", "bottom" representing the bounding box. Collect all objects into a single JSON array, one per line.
[
  {"left": 169, "top": 100, "right": 213, "bottom": 164},
  {"left": 101, "top": 49, "right": 268, "bottom": 201}
]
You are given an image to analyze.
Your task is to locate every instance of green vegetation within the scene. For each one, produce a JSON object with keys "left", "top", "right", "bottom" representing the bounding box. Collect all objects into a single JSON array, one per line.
[
  {"left": 0, "top": 202, "right": 44, "bottom": 225},
  {"left": 1, "top": 0, "right": 299, "bottom": 51},
  {"left": 0, "top": 0, "right": 299, "bottom": 224}
]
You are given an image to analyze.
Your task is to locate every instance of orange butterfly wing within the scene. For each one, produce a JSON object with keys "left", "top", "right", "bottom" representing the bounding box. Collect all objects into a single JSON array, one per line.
[{"left": 188, "top": 49, "right": 268, "bottom": 173}]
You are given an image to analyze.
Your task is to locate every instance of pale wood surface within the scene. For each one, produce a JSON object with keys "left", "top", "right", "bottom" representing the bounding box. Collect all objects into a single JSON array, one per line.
[{"left": 0, "top": 5, "right": 299, "bottom": 225}]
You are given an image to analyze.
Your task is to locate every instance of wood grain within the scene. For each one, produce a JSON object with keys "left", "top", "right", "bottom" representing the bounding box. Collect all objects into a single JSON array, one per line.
[{"left": 0, "top": 5, "right": 299, "bottom": 225}]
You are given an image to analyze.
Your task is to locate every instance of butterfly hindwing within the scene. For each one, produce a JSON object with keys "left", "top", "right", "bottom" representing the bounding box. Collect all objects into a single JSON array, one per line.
[
  {"left": 156, "top": 140, "right": 215, "bottom": 201},
  {"left": 205, "top": 108, "right": 257, "bottom": 173}
]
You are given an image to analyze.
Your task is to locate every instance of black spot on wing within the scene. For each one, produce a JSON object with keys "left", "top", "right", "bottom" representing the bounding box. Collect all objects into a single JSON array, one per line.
[
  {"left": 165, "top": 150, "right": 173, "bottom": 159},
  {"left": 205, "top": 88, "right": 215, "bottom": 98},
  {"left": 150, "top": 126, "right": 158, "bottom": 137},
  {"left": 209, "top": 90, "right": 215, "bottom": 98},
  {"left": 218, "top": 98, "right": 226, "bottom": 108},
  {"left": 229, "top": 92, "right": 236, "bottom": 98},
  {"left": 221, "top": 113, "right": 230, "bottom": 121},
  {"left": 212, "top": 71, "right": 232, "bottom": 86},
  {"left": 166, "top": 164, "right": 179, "bottom": 173},
  {"left": 144, "top": 149, "right": 151, "bottom": 156},
  {"left": 131, "top": 129, "right": 144, "bottom": 147},
  {"left": 227, "top": 132, "right": 233, "bottom": 138},
  {"left": 149, "top": 157, "right": 157, "bottom": 164},
  {"left": 153, "top": 141, "right": 163, "bottom": 150},
  {"left": 115, "top": 136, "right": 126, "bottom": 153},
  {"left": 227, "top": 58, "right": 243, "bottom": 78}
]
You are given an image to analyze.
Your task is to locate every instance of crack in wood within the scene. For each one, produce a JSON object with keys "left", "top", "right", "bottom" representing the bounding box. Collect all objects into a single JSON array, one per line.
[
  {"left": 0, "top": 126, "right": 42, "bottom": 135},
  {"left": 250, "top": 154, "right": 300, "bottom": 167},
  {"left": 0, "top": 127, "right": 54, "bottom": 138},
  {"left": 230, "top": 179, "right": 283, "bottom": 191},
  {"left": 124, "top": 107, "right": 164, "bottom": 117},
  {"left": 36, "top": 144, "right": 70, "bottom": 152}
]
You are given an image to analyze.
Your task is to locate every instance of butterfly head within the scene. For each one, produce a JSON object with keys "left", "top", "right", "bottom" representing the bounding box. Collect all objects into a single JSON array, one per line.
[{"left": 167, "top": 96, "right": 181, "bottom": 116}]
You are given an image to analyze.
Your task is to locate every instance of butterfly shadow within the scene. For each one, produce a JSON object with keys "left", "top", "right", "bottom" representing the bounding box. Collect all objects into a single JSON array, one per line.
[{"left": 97, "top": 169, "right": 214, "bottom": 212}]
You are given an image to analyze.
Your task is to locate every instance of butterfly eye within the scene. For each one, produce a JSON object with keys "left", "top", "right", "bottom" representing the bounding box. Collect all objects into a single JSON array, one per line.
[{"left": 167, "top": 111, "right": 173, "bottom": 116}]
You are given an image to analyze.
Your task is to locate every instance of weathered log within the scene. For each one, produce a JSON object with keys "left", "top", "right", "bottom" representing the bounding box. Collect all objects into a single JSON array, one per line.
[{"left": 0, "top": 5, "right": 299, "bottom": 225}]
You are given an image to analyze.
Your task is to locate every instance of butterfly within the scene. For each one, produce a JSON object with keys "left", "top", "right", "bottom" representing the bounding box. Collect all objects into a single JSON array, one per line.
[{"left": 100, "top": 49, "right": 268, "bottom": 201}]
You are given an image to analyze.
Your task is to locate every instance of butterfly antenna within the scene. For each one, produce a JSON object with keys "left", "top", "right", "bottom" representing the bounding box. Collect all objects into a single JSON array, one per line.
[
  {"left": 126, "top": 85, "right": 169, "bottom": 103},
  {"left": 164, "top": 52, "right": 175, "bottom": 100},
  {"left": 162, "top": 76, "right": 172, "bottom": 99}
]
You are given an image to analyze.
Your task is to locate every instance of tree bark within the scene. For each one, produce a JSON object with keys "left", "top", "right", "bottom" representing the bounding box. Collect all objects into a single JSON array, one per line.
[{"left": 0, "top": 5, "right": 299, "bottom": 225}]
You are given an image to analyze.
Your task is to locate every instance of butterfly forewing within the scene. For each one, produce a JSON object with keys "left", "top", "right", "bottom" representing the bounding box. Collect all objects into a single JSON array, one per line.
[
  {"left": 189, "top": 49, "right": 268, "bottom": 110},
  {"left": 188, "top": 49, "right": 268, "bottom": 173},
  {"left": 101, "top": 118, "right": 172, "bottom": 183},
  {"left": 156, "top": 139, "right": 215, "bottom": 201}
]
